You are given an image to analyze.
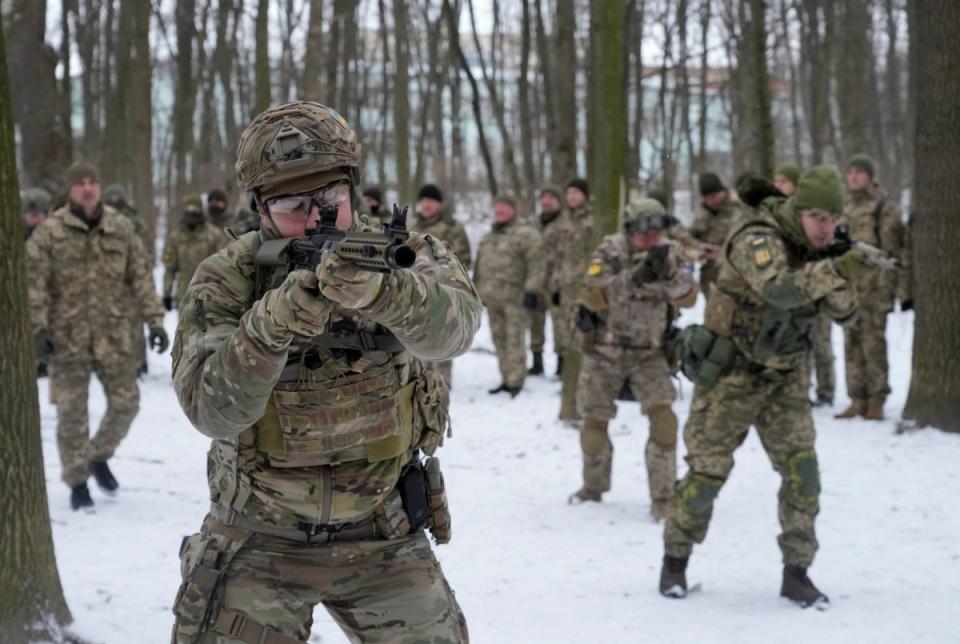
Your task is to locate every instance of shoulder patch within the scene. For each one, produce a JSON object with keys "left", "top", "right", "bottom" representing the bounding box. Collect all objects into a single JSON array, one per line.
[
  {"left": 751, "top": 235, "right": 772, "bottom": 268},
  {"left": 586, "top": 260, "right": 604, "bottom": 276}
]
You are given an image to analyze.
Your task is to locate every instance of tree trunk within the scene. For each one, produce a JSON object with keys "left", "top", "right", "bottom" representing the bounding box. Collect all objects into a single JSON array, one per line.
[
  {"left": 0, "top": 15, "right": 73, "bottom": 643},
  {"left": 553, "top": 0, "right": 577, "bottom": 181},
  {"left": 534, "top": 0, "right": 558, "bottom": 183},
  {"left": 303, "top": 0, "right": 325, "bottom": 101},
  {"left": 129, "top": 1, "right": 155, "bottom": 254},
  {"left": 254, "top": 0, "right": 270, "bottom": 114},
  {"left": 392, "top": 0, "right": 412, "bottom": 202},
  {"left": 836, "top": 0, "right": 869, "bottom": 161},
  {"left": 173, "top": 0, "right": 197, "bottom": 213},
  {"left": 902, "top": 0, "right": 960, "bottom": 433},
  {"left": 750, "top": 0, "right": 774, "bottom": 177},
  {"left": 518, "top": 0, "right": 536, "bottom": 204}
]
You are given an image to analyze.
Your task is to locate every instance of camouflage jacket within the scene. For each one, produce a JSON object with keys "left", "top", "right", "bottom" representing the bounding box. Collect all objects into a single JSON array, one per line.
[
  {"left": 554, "top": 203, "right": 595, "bottom": 302},
  {"left": 116, "top": 204, "right": 155, "bottom": 265},
  {"left": 581, "top": 233, "right": 698, "bottom": 350},
  {"left": 473, "top": 217, "right": 545, "bottom": 307},
  {"left": 162, "top": 222, "right": 229, "bottom": 301},
  {"left": 691, "top": 198, "right": 741, "bottom": 250},
  {"left": 409, "top": 209, "right": 472, "bottom": 270},
  {"left": 842, "top": 184, "right": 908, "bottom": 312},
  {"left": 705, "top": 198, "right": 858, "bottom": 371},
  {"left": 26, "top": 204, "right": 164, "bottom": 365},
  {"left": 172, "top": 223, "right": 481, "bottom": 529},
  {"left": 539, "top": 209, "right": 568, "bottom": 297}
]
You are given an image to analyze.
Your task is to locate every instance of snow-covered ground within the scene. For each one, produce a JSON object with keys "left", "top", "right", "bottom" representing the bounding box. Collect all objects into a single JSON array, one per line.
[{"left": 39, "top": 295, "right": 960, "bottom": 643}]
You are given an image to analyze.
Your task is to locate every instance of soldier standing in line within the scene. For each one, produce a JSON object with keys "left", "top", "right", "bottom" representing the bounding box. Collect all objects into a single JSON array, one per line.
[
  {"left": 528, "top": 185, "right": 568, "bottom": 377},
  {"left": 834, "top": 154, "right": 909, "bottom": 421},
  {"left": 205, "top": 188, "right": 234, "bottom": 231},
  {"left": 170, "top": 101, "right": 478, "bottom": 643},
  {"left": 162, "top": 195, "right": 229, "bottom": 314},
  {"left": 409, "top": 183, "right": 472, "bottom": 387},
  {"left": 660, "top": 167, "right": 876, "bottom": 608},
  {"left": 474, "top": 194, "right": 545, "bottom": 397},
  {"left": 361, "top": 185, "right": 389, "bottom": 224},
  {"left": 691, "top": 172, "right": 742, "bottom": 299},
  {"left": 21, "top": 187, "right": 51, "bottom": 240},
  {"left": 570, "top": 198, "right": 697, "bottom": 519},
  {"left": 27, "top": 161, "right": 168, "bottom": 510}
]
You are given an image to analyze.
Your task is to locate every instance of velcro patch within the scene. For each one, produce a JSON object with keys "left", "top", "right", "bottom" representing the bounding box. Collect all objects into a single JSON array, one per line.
[
  {"left": 586, "top": 261, "right": 604, "bottom": 276},
  {"left": 751, "top": 236, "right": 772, "bottom": 268}
]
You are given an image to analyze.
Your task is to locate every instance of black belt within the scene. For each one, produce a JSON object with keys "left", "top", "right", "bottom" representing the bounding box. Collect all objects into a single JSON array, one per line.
[{"left": 210, "top": 504, "right": 379, "bottom": 544}]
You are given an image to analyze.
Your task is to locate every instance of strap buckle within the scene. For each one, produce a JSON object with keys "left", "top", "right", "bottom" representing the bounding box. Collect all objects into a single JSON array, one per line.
[
  {"left": 358, "top": 330, "right": 377, "bottom": 351},
  {"left": 296, "top": 520, "right": 340, "bottom": 545},
  {"left": 224, "top": 610, "right": 247, "bottom": 638}
]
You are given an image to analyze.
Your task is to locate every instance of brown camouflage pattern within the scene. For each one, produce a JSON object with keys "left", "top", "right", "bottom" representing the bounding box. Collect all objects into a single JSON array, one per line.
[
  {"left": 553, "top": 204, "right": 595, "bottom": 341},
  {"left": 843, "top": 310, "right": 890, "bottom": 402},
  {"left": 690, "top": 197, "right": 742, "bottom": 297},
  {"left": 810, "top": 313, "right": 835, "bottom": 402},
  {"left": 530, "top": 209, "right": 570, "bottom": 354},
  {"left": 163, "top": 222, "right": 230, "bottom": 302},
  {"left": 409, "top": 208, "right": 472, "bottom": 270}
]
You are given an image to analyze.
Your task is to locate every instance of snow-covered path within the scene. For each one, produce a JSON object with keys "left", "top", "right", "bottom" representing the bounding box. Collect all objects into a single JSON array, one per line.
[{"left": 40, "top": 303, "right": 960, "bottom": 643}]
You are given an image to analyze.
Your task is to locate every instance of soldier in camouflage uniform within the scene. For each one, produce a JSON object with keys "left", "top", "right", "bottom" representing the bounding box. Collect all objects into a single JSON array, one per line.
[
  {"left": 570, "top": 199, "right": 698, "bottom": 518},
  {"left": 660, "top": 167, "right": 876, "bottom": 609},
  {"left": 27, "top": 161, "right": 168, "bottom": 510},
  {"left": 170, "top": 101, "right": 479, "bottom": 644},
  {"left": 555, "top": 178, "right": 595, "bottom": 420},
  {"left": 409, "top": 183, "right": 472, "bottom": 387},
  {"left": 361, "top": 186, "right": 389, "bottom": 225},
  {"left": 691, "top": 172, "right": 742, "bottom": 300},
  {"left": 21, "top": 187, "right": 51, "bottom": 240},
  {"left": 206, "top": 188, "right": 234, "bottom": 231},
  {"left": 834, "top": 154, "right": 909, "bottom": 421},
  {"left": 231, "top": 206, "right": 261, "bottom": 235},
  {"left": 162, "top": 195, "right": 229, "bottom": 313},
  {"left": 528, "top": 186, "right": 568, "bottom": 377},
  {"left": 474, "top": 194, "right": 545, "bottom": 397}
]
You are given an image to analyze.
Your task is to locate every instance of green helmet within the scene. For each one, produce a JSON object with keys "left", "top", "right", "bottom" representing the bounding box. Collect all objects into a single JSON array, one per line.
[
  {"left": 622, "top": 197, "right": 668, "bottom": 234},
  {"left": 103, "top": 183, "right": 128, "bottom": 208},
  {"left": 235, "top": 101, "right": 362, "bottom": 200},
  {"left": 21, "top": 187, "right": 52, "bottom": 214}
]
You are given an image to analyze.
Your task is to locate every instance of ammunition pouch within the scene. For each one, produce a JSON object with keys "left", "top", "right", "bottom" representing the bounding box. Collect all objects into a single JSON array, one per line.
[
  {"left": 373, "top": 456, "right": 451, "bottom": 545},
  {"left": 424, "top": 457, "right": 452, "bottom": 544},
  {"left": 675, "top": 325, "right": 739, "bottom": 389},
  {"left": 412, "top": 367, "right": 451, "bottom": 455}
]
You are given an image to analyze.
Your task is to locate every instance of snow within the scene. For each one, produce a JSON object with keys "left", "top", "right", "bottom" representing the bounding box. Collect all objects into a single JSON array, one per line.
[{"left": 38, "top": 295, "right": 960, "bottom": 643}]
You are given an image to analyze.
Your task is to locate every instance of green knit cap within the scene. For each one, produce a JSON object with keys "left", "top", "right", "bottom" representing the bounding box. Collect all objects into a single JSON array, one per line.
[
  {"left": 539, "top": 185, "right": 562, "bottom": 200},
  {"left": 775, "top": 164, "right": 801, "bottom": 186},
  {"left": 847, "top": 153, "right": 876, "bottom": 179},
  {"left": 183, "top": 194, "right": 204, "bottom": 209},
  {"left": 792, "top": 165, "right": 844, "bottom": 213}
]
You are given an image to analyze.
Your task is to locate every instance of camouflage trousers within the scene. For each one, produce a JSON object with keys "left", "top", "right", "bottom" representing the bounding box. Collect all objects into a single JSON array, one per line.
[
  {"left": 843, "top": 310, "right": 890, "bottom": 402},
  {"left": 809, "top": 314, "right": 835, "bottom": 402},
  {"left": 172, "top": 515, "right": 468, "bottom": 644},
  {"left": 529, "top": 302, "right": 570, "bottom": 356},
  {"left": 422, "top": 360, "right": 453, "bottom": 388},
  {"left": 576, "top": 346, "right": 678, "bottom": 502},
  {"left": 51, "top": 359, "right": 140, "bottom": 486},
  {"left": 487, "top": 303, "right": 529, "bottom": 388},
  {"left": 664, "top": 366, "right": 820, "bottom": 567}
]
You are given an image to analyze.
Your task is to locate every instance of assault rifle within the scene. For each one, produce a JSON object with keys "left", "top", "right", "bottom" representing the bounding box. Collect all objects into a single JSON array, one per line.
[
  {"left": 255, "top": 204, "right": 417, "bottom": 272},
  {"left": 831, "top": 225, "right": 901, "bottom": 271}
]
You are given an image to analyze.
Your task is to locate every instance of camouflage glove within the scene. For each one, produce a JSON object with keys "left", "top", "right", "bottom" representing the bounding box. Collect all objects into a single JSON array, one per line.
[
  {"left": 632, "top": 245, "right": 672, "bottom": 285},
  {"left": 149, "top": 326, "right": 169, "bottom": 353},
  {"left": 255, "top": 270, "right": 333, "bottom": 343},
  {"left": 315, "top": 253, "right": 386, "bottom": 310},
  {"left": 34, "top": 329, "right": 55, "bottom": 361},
  {"left": 833, "top": 249, "right": 876, "bottom": 282}
]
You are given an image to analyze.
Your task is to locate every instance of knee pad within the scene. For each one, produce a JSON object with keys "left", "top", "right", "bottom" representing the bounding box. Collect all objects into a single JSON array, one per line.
[
  {"left": 785, "top": 449, "right": 820, "bottom": 506},
  {"left": 580, "top": 418, "right": 610, "bottom": 456},
  {"left": 679, "top": 473, "right": 724, "bottom": 517},
  {"left": 648, "top": 405, "right": 678, "bottom": 449}
]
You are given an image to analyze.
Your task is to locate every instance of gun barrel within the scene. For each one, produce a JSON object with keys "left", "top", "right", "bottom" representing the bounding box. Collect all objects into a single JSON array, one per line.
[
  {"left": 852, "top": 241, "right": 901, "bottom": 270},
  {"left": 334, "top": 233, "right": 416, "bottom": 271}
]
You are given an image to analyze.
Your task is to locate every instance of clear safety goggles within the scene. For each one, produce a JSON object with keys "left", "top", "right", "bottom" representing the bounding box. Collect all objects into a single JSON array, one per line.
[
  {"left": 624, "top": 215, "right": 670, "bottom": 234},
  {"left": 264, "top": 180, "right": 351, "bottom": 217}
]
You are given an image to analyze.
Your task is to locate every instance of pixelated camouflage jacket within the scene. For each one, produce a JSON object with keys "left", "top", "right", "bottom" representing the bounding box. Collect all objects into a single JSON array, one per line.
[
  {"left": 691, "top": 198, "right": 742, "bottom": 249},
  {"left": 554, "top": 203, "right": 595, "bottom": 301},
  {"left": 172, "top": 219, "right": 481, "bottom": 528},
  {"left": 842, "top": 184, "right": 908, "bottom": 312},
  {"left": 706, "top": 197, "right": 859, "bottom": 370},
  {"left": 580, "top": 233, "right": 698, "bottom": 349},
  {"left": 473, "top": 217, "right": 545, "bottom": 307},
  {"left": 27, "top": 204, "right": 164, "bottom": 366},
  {"left": 162, "top": 221, "right": 229, "bottom": 301},
  {"left": 538, "top": 208, "right": 568, "bottom": 298},
  {"left": 409, "top": 208, "right": 472, "bottom": 270}
]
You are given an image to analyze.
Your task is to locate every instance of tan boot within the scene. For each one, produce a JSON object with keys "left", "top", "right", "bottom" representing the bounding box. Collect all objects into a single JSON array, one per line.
[
  {"left": 834, "top": 399, "right": 865, "bottom": 419},
  {"left": 862, "top": 399, "right": 885, "bottom": 421}
]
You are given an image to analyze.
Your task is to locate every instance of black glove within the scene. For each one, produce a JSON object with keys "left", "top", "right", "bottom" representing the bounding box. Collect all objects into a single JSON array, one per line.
[
  {"left": 632, "top": 245, "right": 672, "bottom": 285},
  {"left": 576, "top": 306, "right": 599, "bottom": 332},
  {"left": 34, "top": 329, "right": 55, "bottom": 361},
  {"left": 149, "top": 326, "right": 170, "bottom": 353},
  {"left": 163, "top": 295, "right": 174, "bottom": 311},
  {"left": 900, "top": 299, "right": 913, "bottom": 312},
  {"left": 551, "top": 291, "right": 561, "bottom": 306},
  {"left": 523, "top": 292, "right": 540, "bottom": 311}
]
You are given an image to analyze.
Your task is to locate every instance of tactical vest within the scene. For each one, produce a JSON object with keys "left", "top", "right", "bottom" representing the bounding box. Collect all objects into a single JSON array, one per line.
[{"left": 704, "top": 204, "right": 818, "bottom": 371}]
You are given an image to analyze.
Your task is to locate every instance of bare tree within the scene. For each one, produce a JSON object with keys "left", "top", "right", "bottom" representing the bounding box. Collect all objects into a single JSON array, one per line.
[
  {"left": 173, "top": 0, "right": 198, "bottom": 210},
  {"left": 303, "top": 0, "right": 325, "bottom": 100},
  {"left": 393, "top": 0, "right": 412, "bottom": 202},
  {"left": 129, "top": 1, "right": 155, "bottom": 247},
  {"left": 254, "top": 0, "right": 271, "bottom": 114},
  {"left": 553, "top": 0, "right": 578, "bottom": 181}
]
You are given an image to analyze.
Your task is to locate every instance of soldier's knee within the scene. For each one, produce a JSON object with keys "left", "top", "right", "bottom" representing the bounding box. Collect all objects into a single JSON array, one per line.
[
  {"left": 678, "top": 473, "right": 724, "bottom": 518},
  {"left": 580, "top": 418, "right": 610, "bottom": 456},
  {"left": 784, "top": 449, "right": 820, "bottom": 507},
  {"left": 648, "top": 405, "right": 678, "bottom": 449}
]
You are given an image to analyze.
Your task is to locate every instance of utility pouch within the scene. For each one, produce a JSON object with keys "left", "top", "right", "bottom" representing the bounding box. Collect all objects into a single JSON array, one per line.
[
  {"left": 424, "top": 457, "right": 452, "bottom": 545},
  {"left": 676, "top": 324, "right": 739, "bottom": 389},
  {"left": 398, "top": 463, "right": 431, "bottom": 532},
  {"left": 373, "top": 488, "right": 412, "bottom": 539},
  {"left": 413, "top": 368, "right": 451, "bottom": 455}
]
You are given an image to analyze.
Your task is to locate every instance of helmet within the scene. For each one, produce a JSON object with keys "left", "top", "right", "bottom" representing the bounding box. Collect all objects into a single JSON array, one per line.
[
  {"left": 235, "top": 101, "right": 362, "bottom": 199},
  {"left": 623, "top": 197, "right": 668, "bottom": 234},
  {"left": 21, "top": 187, "right": 52, "bottom": 214},
  {"left": 103, "top": 183, "right": 128, "bottom": 208}
]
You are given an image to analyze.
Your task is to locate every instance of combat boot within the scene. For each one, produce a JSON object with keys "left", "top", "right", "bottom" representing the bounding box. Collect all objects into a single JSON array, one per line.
[
  {"left": 70, "top": 483, "right": 94, "bottom": 511},
  {"left": 812, "top": 395, "right": 833, "bottom": 408},
  {"left": 862, "top": 399, "right": 885, "bottom": 421},
  {"left": 488, "top": 383, "right": 506, "bottom": 395},
  {"left": 529, "top": 352, "right": 544, "bottom": 376},
  {"left": 834, "top": 399, "right": 865, "bottom": 419},
  {"left": 781, "top": 565, "right": 829, "bottom": 609},
  {"left": 569, "top": 437, "right": 612, "bottom": 504},
  {"left": 659, "top": 555, "right": 689, "bottom": 598},
  {"left": 89, "top": 460, "right": 119, "bottom": 493}
]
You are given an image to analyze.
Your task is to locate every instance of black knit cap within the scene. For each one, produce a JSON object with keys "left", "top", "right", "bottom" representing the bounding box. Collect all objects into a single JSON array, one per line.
[
  {"left": 564, "top": 177, "right": 589, "bottom": 198},
  {"left": 208, "top": 188, "right": 228, "bottom": 202},
  {"left": 363, "top": 186, "right": 383, "bottom": 202},
  {"left": 417, "top": 183, "right": 444, "bottom": 202},
  {"left": 699, "top": 172, "right": 726, "bottom": 196}
]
